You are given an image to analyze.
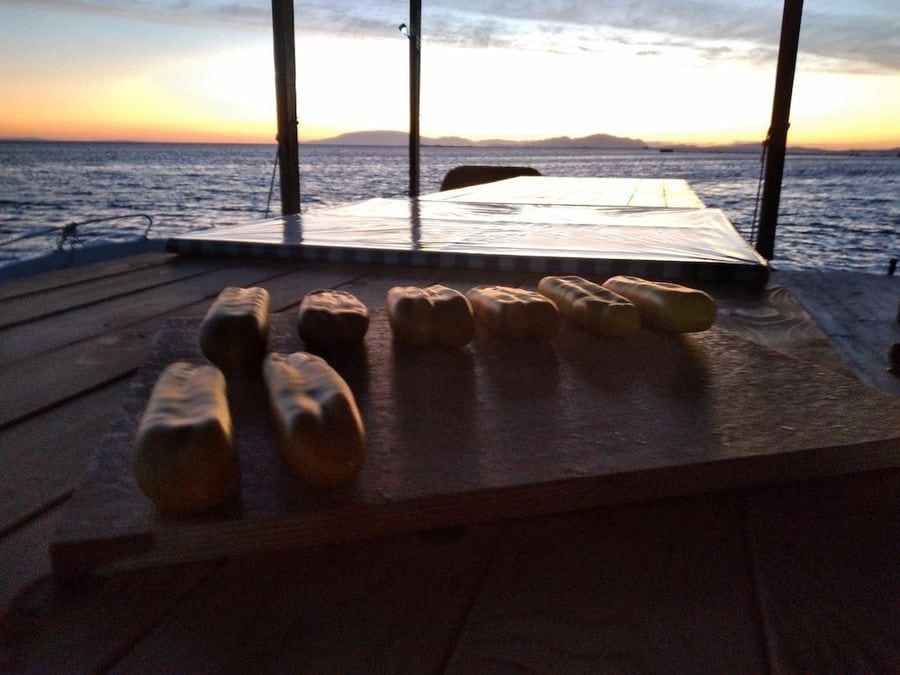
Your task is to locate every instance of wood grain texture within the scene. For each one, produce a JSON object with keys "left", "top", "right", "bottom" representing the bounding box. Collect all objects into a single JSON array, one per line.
[
  {"left": 0, "top": 504, "right": 66, "bottom": 613},
  {"left": 0, "top": 380, "right": 131, "bottom": 536},
  {"left": 712, "top": 283, "right": 854, "bottom": 375},
  {"left": 435, "top": 267, "right": 533, "bottom": 295},
  {"left": 1, "top": 562, "right": 218, "bottom": 673},
  {"left": 264, "top": 261, "right": 370, "bottom": 311},
  {"left": 741, "top": 470, "right": 900, "bottom": 672},
  {"left": 320, "top": 263, "right": 444, "bottom": 307},
  {"left": 0, "top": 263, "right": 363, "bottom": 428},
  {"left": 445, "top": 495, "right": 767, "bottom": 672},
  {"left": 0, "top": 259, "right": 295, "bottom": 364},
  {"left": 0, "top": 257, "right": 223, "bottom": 329},
  {"left": 115, "top": 525, "right": 501, "bottom": 673},
  {"left": 776, "top": 269, "right": 900, "bottom": 395},
  {"left": 423, "top": 176, "right": 705, "bottom": 209},
  {"left": 2, "top": 256, "right": 899, "bottom": 674},
  {"left": 0, "top": 252, "right": 176, "bottom": 302},
  {"left": 50, "top": 311, "right": 900, "bottom": 575}
]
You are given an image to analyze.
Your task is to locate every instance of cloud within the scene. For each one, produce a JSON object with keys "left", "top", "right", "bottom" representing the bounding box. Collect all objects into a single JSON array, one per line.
[
  {"left": 418, "top": 0, "right": 900, "bottom": 72},
  {"left": 3, "top": 0, "right": 898, "bottom": 71},
  {"left": 1, "top": 0, "right": 270, "bottom": 29}
]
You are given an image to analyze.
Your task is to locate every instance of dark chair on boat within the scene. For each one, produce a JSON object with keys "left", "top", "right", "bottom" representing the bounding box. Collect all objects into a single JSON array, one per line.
[{"left": 439, "top": 165, "right": 541, "bottom": 191}]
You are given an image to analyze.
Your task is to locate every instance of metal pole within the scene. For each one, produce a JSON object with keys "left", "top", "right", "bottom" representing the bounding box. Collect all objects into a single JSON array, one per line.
[
  {"left": 756, "top": 0, "right": 803, "bottom": 260},
  {"left": 408, "top": 0, "right": 422, "bottom": 197},
  {"left": 271, "top": 0, "right": 300, "bottom": 216}
]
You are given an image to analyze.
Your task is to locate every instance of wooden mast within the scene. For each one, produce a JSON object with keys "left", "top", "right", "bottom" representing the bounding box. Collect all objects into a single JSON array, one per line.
[
  {"left": 408, "top": 0, "right": 422, "bottom": 197},
  {"left": 271, "top": 0, "right": 301, "bottom": 216},
  {"left": 756, "top": 0, "right": 804, "bottom": 260}
]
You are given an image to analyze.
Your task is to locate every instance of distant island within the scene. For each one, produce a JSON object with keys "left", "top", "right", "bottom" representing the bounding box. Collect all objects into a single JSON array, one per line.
[
  {"left": 308, "top": 130, "right": 899, "bottom": 155},
  {"left": 310, "top": 130, "right": 648, "bottom": 150},
  {"left": 2, "top": 134, "right": 897, "bottom": 155}
]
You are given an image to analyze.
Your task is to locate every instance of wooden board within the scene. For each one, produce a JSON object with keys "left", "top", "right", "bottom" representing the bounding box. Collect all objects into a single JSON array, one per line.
[
  {"left": 741, "top": 470, "right": 900, "bottom": 671},
  {"left": 0, "top": 257, "right": 222, "bottom": 330},
  {"left": 114, "top": 525, "right": 501, "bottom": 672},
  {"left": 421, "top": 176, "right": 706, "bottom": 208},
  {"left": 50, "top": 311, "right": 900, "bottom": 576},
  {"left": 444, "top": 495, "right": 767, "bottom": 672},
  {"left": 776, "top": 270, "right": 900, "bottom": 396},
  {"left": 0, "top": 261, "right": 363, "bottom": 430},
  {"left": 0, "top": 380, "right": 132, "bottom": 536},
  {"left": 1, "top": 562, "right": 218, "bottom": 672},
  {"left": 0, "top": 252, "right": 176, "bottom": 302}
]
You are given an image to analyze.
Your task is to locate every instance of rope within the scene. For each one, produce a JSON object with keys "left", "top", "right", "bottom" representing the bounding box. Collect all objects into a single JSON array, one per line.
[
  {"left": 264, "top": 148, "right": 279, "bottom": 219},
  {"left": 749, "top": 133, "right": 769, "bottom": 246},
  {"left": 0, "top": 226, "right": 57, "bottom": 248}
]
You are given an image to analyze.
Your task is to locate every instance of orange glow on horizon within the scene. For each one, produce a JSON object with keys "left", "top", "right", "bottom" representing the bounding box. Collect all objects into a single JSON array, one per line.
[{"left": 1, "top": 32, "right": 897, "bottom": 150}]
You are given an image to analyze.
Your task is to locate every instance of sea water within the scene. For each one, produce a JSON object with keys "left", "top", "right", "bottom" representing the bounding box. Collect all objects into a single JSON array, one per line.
[{"left": 0, "top": 141, "right": 897, "bottom": 273}]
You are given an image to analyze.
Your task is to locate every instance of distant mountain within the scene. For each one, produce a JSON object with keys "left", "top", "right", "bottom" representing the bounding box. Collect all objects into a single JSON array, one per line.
[
  {"left": 311, "top": 130, "right": 410, "bottom": 146},
  {"left": 310, "top": 131, "right": 861, "bottom": 153},
  {"left": 311, "top": 130, "right": 647, "bottom": 149},
  {"left": 528, "top": 133, "right": 646, "bottom": 149}
]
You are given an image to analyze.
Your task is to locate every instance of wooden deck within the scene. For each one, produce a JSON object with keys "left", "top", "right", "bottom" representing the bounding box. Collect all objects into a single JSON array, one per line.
[{"left": 0, "top": 252, "right": 898, "bottom": 671}]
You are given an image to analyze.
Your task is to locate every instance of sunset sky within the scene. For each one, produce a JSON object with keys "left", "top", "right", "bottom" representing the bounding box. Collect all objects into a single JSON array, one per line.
[{"left": 0, "top": 1, "right": 898, "bottom": 149}]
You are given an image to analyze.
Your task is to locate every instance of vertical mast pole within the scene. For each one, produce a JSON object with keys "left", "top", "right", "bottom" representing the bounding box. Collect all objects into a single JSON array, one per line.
[
  {"left": 756, "top": 0, "right": 803, "bottom": 260},
  {"left": 408, "top": 0, "right": 422, "bottom": 197},
  {"left": 272, "top": 0, "right": 300, "bottom": 215}
]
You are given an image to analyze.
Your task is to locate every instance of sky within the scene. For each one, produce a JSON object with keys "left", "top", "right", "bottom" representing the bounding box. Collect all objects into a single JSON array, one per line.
[{"left": 0, "top": 0, "right": 898, "bottom": 149}]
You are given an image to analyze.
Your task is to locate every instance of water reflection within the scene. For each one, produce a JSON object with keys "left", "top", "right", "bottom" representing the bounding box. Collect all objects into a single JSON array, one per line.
[
  {"left": 409, "top": 197, "right": 421, "bottom": 249},
  {"left": 281, "top": 213, "right": 302, "bottom": 244}
]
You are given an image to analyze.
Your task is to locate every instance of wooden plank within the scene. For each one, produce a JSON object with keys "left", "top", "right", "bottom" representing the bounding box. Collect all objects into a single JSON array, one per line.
[
  {"left": 564, "top": 177, "right": 636, "bottom": 207},
  {"left": 0, "top": 263, "right": 376, "bottom": 541},
  {"left": 0, "top": 252, "right": 176, "bottom": 302},
  {"left": 628, "top": 178, "right": 666, "bottom": 207},
  {"left": 116, "top": 525, "right": 501, "bottom": 672},
  {"left": 307, "top": 263, "right": 443, "bottom": 308},
  {"left": 711, "top": 283, "right": 853, "bottom": 375},
  {"left": 1, "top": 562, "right": 218, "bottom": 672},
  {"left": 230, "top": 260, "right": 368, "bottom": 313},
  {"left": 798, "top": 269, "right": 893, "bottom": 326},
  {"left": 777, "top": 270, "right": 900, "bottom": 395},
  {"left": 0, "top": 503, "right": 66, "bottom": 614},
  {"left": 50, "top": 312, "right": 900, "bottom": 575},
  {"left": 434, "top": 267, "right": 533, "bottom": 295},
  {"left": 445, "top": 495, "right": 767, "bottom": 672},
  {"left": 0, "top": 263, "right": 449, "bottom": 663},
  {"left": 0, "top": 263, "right": 367, "bottom": 429},
  {"left": 741, "top": 470, "right": 900, "bottom": 671},
  {"left": 0, "top": 257, "right": 224, "bottom": 329},
  {"left": 422, "top": 176, "right": 705, "bottom": 208},
  {"left": 0, "top": 258, "right": 298, "bottom": 365},
  {"left": 0, "top": 380, "right": 132, "bottom": 536},
  {"left": 664, "top": 178, "right": 706, "bottom": 208}
]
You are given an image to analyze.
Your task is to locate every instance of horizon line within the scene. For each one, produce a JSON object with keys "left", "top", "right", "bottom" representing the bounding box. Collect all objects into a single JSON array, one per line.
[{"left": 1, "top": 137, "right": 898, "bottom": 154}]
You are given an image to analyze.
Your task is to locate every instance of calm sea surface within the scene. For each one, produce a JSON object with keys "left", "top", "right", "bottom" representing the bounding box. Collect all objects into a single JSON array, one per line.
[{"left": 0, "top": 141, "right": 897, "bottom": 273}]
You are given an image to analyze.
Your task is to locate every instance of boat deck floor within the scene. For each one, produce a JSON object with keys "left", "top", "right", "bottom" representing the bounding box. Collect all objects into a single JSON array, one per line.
[
  {"left": 765, "top": 267, "right": 899, "bottom": 396},
  {"left": 0, "top": 253, "right": 897, "bottom": 671}
]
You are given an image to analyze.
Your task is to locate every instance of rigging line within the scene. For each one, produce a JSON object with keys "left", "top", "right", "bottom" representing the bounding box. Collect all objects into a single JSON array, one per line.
[
  {"left": 63, "top": 213, "right": 153, "bottom": 236},
  {"left": 0, "top": 226, "right": 58, "bottom": 248},
  {"left": 749, "top": 132, "right": 769, "bottom": 247}
]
